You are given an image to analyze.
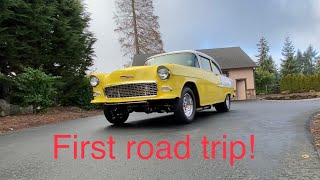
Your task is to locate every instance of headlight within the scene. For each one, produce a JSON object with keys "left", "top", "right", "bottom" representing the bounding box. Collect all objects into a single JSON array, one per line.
[
  {"left": 157, "top": 66, "right": 170, "bottom": 80},
  {"left": 90, "top": 76, "right": 99, "bottom": 87}
]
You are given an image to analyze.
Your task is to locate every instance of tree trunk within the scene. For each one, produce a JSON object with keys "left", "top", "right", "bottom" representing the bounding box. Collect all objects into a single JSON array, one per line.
[{"left": 131, "top": 0, "right": 140, "bottom": 54}]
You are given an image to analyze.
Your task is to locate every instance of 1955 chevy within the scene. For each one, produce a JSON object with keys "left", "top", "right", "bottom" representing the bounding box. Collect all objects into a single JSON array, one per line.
[{"left": 90, "top": 50, "right": 234, "bottom": 124}]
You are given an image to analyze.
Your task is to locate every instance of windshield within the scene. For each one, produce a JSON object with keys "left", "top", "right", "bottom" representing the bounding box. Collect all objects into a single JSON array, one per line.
[{"left": 145, "top": 52, "right": 200, "bottom": 68}]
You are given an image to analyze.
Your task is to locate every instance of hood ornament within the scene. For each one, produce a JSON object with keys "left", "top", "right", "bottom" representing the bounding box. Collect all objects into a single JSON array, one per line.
[{"left": 120, "top": 75, "right": 134, "bottom": 79}]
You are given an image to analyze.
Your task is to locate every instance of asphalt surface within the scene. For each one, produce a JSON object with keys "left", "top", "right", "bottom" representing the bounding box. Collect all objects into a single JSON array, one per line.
[{"left": 1, "top": 99, "right": 320, "bottom": 179}]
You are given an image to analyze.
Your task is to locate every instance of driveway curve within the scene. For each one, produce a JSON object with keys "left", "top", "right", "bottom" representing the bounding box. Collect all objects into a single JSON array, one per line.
[{"left": 0, "top": 100, "right": 320, "bottom": 179}]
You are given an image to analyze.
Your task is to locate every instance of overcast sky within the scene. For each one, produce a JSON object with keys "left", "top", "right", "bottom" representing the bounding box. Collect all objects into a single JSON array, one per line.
[{"left": 85, "top": 0, "right": 320, "bottom": 73}]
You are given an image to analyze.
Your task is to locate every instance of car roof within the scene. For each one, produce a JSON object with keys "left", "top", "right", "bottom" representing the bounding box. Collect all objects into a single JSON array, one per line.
[{"left": 146, "top": 50, "right": 222, "bottom": 70}]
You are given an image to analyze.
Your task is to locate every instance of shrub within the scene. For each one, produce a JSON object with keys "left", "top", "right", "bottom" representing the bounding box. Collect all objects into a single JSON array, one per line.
[
  {"left": 14, "top": 68, "right": 57, "bottom": 113},
  {"left": 3, "top": 69, "right": 99, "bottom": 111},
  {"left": 280, "top": 73, "right": 320, "bottom": 93},
  {"left": 56, "top": 75, "right": 99, "bottom": 110},
  {"left": 255, "top": 68, "right": 277, "bottom": 94}
]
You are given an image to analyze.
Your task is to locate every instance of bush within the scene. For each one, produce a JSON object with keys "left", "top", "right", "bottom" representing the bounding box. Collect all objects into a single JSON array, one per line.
[
  {"left": 75, "top": 78, "right": 101, "bottom": 110},
  {"left": 14, "top": 68, "right": 57, "bottom": 113},
  {"left": 3, "top": 69, "right": 99, "bottom": 111},
  {"left": 280, "top": 73, "right": 320, "bottom": 93},
  {"left": 255, "top": 68, "right": 277, "bottom": 94},
  {"left": 56, "top": 75, "right": 99, "bottom": 110}
]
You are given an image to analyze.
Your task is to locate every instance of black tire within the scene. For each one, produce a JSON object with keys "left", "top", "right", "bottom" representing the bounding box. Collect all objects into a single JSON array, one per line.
[
  {"left": 215, "top": 94, "right": 231, "bottom": 112},
  {"left": 103, "top": 106, "right": 129, "bottom": 125},
  {"left": 174, "top": 87, "right": 196, "bottom": 123}
]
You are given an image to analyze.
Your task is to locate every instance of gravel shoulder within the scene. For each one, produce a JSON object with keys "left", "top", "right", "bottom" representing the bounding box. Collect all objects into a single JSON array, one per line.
[
  {"left": 0, "top": 107, "right": 102, "bottom": 133},
  {"left": 310, "top": 113, "right": 320, "bottom": 156},
  {"left": 257, "top": 91, "right": 320, "bottom": 100}
]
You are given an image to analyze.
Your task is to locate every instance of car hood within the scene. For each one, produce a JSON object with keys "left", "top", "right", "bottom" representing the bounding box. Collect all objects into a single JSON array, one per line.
[{"left": 107, "top": 66, "right": 159, "bottom": 84}]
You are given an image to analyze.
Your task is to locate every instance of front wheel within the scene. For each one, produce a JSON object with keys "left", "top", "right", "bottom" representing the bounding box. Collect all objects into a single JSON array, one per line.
[
  {"left": 215, "top": 94, "right": 231, "bottom": 112},
  {"left": 103, "top": 106, "right": 129, "bottom": 125},
  {"left": 174, "top": 87, "right": 196, "bottom": 123}
]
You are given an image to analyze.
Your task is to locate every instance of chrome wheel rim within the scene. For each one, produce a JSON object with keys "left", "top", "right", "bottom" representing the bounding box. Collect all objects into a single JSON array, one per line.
[
  {"left": 183, "top": 93, "right": 194, "bottom": 117},
  {"left": 226, "top": 95, "right": 230, "bottom": 109}
]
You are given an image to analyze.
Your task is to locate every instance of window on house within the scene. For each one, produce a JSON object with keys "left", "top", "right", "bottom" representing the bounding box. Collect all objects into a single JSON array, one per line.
[{"left": 222, "top": 71, "right": 229, "bottom": 77}]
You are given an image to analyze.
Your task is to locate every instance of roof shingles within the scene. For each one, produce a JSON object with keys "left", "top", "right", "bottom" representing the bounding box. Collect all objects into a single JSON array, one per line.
[{"left": 132, "top": 47, "right": 256, "bottom": 70}]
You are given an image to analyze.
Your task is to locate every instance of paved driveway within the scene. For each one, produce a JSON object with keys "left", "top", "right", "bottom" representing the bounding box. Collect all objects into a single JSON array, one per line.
[{"left": 0, "top": 100, "right": 320, "bottom": 179}]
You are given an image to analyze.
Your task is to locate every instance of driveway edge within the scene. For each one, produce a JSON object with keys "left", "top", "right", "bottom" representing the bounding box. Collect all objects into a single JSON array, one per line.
[
  {"left": 264, "top": 98, "right": 320, "bottom": 102},
  {"left": 308, "top": 112, "right": 320, "bottom": 158},
  {"left": 0, "top": 107, "right": 103, "bottom": 133}
]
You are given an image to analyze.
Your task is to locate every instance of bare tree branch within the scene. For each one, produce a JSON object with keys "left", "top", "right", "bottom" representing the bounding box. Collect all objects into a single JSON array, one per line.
[{"left": 114, "top": 0, "right": 164, "bottom": 65}]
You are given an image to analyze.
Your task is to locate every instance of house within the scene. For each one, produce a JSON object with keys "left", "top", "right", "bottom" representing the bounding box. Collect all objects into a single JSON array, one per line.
[{"left": 132, "top": 47, "right": 257, "bottom": 100}]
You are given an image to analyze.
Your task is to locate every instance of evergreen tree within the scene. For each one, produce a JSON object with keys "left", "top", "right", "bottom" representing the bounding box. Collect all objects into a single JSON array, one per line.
[
  {"left": 255, "top": 38, "right": 279, "bottom": 94},
  {"left": 0, "top": 0, "right": 56, "bottom": 75},
  {"left": 316, "top": 57, "right": 320, "bottom": 74},
  {"left": 301, "top": 45, "right": 318, "bottom": 75},
  {"left": 266, "top": 55, "right": 277, "bottom": 74},
  {"left": 114, "top": 0, "right": 164, "bottom": 65},
  {"left": 0, "top": 0, "right": 95, "bottom": 76},
  {"left": 255, "top": 37, "right": 277, "bottom": 75},
  {"left": 295, "top": 49, "right": 303, "bottom": 73},
  {"left": 0, "top": 0, "right": 96, "bottom": 106},
  {"left": 256, "top": 37, "right": 270, "bottom": 70},
  {"left": 280, "top": 37, "right": 298, "bottom": 76}
]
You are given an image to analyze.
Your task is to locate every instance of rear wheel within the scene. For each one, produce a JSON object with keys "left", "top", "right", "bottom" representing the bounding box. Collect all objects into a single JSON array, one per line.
[
  {"left": 103, "top": 106, "right": 129, "bottom": 125},
  {"left": 215, "top": 94, "right": 231, "bottom": 112},
  {"left": 174, "top": 87, "right": 196, "bottom": 123}
]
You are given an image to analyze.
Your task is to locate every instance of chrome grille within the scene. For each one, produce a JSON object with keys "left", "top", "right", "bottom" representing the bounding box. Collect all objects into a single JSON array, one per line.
[{"left": 105, "top": 83, "right": 157, "bottom": 98}]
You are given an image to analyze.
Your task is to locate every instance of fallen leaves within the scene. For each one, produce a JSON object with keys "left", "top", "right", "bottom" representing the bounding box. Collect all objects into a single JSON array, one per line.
[
  {"left": 0, "top": 107, "right": 102, "bottom": 133},
  {"left": 309, "top": 113, "right": 320, "bottom": 156},
  {"left": 258, "top": 92, "right": 320, "bottom": 100},
  {"left": 302, "top": 154, "right": 310, "bottom": 159}
]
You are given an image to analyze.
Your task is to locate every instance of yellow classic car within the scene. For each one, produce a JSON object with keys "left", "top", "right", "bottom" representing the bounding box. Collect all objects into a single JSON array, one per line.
[{"left": 90, "top": 50, "right": 234, "bottom": 124}]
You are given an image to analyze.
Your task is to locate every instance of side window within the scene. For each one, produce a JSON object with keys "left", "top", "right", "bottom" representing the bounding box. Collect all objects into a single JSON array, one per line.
[
  {"left": 188, "top": 53, "right": 200, "bottom": 68},
  {"left": 199, "top": 56, "right": 212, "bottom": 72},
  {"left": 212, "top": 62, "right": 221, "bottom": 75}
]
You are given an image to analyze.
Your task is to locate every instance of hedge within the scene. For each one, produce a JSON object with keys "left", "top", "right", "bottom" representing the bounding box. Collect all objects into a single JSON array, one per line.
[
  {"left": 280, "top": 73, "right": 320, "bottom": 93},
  {"left": 2, "top": 68, "right": 100, "bottom": 113}
]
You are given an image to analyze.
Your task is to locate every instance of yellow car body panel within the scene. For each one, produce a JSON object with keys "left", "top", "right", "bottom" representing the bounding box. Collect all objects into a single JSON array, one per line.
[{"left": 91, "top": 63, "right": 234, "bottom": 106}]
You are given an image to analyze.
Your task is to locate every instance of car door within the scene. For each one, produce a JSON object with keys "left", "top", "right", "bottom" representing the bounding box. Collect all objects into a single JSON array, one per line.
[{"left": 198, "top": 55, "right": 221, "bottom": 105}]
